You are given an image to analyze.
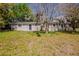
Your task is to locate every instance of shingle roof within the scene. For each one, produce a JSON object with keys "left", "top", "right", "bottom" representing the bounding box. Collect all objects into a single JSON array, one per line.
[
  {"left": 11, "top": 22, "right": 42, "bottom": 25},
  {"left": 10, "top": 19, "right": 71, "bottom": 25}
]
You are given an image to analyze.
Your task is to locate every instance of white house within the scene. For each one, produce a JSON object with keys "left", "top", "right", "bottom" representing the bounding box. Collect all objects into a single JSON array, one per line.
[{"left": 11, "top": 19, "right": 72, "bottom": 31}]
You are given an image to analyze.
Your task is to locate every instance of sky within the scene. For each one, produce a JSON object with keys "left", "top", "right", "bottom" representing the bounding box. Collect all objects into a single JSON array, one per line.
[
  {"left": 28, "top": 3, "right": 79, "bottom": 18},
  {"left": 28, "top": 3, "right": 63, "bottom": 17}
]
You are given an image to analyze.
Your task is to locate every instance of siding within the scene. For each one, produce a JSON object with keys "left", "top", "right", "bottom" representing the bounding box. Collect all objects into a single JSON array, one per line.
[
  {"left": 49, "top": 25, "right": 58, "bottom": 31},
  {"left": 11, "top": 24, "right": 41, "bottom": 31},
  {"left": 11, "top": 24, "right": 71, "bottom": 31}
]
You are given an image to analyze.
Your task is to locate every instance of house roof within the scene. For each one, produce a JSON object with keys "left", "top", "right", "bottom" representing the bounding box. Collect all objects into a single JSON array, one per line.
[
  {"left": 11, "top": 19, "right": 71, "bottom": 25},
  {"left": 11, "top": 22, "right": 42, "bottom": 25},
  {"left": 11, "top": 21, "right": 60, "bottom": 25}
]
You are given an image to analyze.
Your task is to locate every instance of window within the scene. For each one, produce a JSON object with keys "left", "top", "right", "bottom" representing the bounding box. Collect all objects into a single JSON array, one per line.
[
  {"left": 29, "top": 24, "right": 32, "bottom": 30},
  {"left": 53, "top": 24, "right": 55, "bottom": 26},
  {"left": 18, "top": 24, "right": 22, "bottom": 27}
]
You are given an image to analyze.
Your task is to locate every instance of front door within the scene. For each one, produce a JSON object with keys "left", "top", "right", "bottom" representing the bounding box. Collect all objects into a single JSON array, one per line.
[{"left": 29, "top": 24, "right": 32, "bottom": 30}]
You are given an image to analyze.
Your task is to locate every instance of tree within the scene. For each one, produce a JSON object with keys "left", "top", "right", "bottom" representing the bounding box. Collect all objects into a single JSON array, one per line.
[
  {"left": 0, "top": 17, "right": 5, "bottom": 31},
  {"left": 0, "top": 3, "right": 33, "bottom": 31},
  {"left": 9, "top": 3, "right": 33, "bottom": 22},
  {"left": 58, "top": 3, "right": 79, "bottom": 31},
  {"left": 0, "top": 3, "right": 15, "bottom": 30},
  {"left": 36, "top": 4, "right": 56, "bottom": 32}
]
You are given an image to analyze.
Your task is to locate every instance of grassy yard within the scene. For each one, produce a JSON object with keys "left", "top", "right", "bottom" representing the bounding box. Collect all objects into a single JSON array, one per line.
[{"left": 0, "top": 31, "right": 79, "bottom": 56}]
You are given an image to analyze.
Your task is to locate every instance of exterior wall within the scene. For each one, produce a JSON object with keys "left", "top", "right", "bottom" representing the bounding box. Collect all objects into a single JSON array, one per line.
[
  {"left": 12, "top": 25, "right": 30, "bottom": 31},
  {"left": 49, "top": 25, "right": 58, "bottom": 31},
  {"left": 11, "top": 24, "right": 41, "bottom": 31},
  {"left": 11, "top": 24, "right": 72, "bottom": 31},
  {"left": 32, "top": 25, "right": 41, "bottom": 31}
]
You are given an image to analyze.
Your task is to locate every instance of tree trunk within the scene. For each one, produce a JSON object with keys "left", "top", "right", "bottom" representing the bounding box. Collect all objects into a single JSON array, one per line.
[
  {"left": 45, "top": 23, "right": 49, "bottom": 33},
  {"left": 0, "top": 26, "right": 1, "bottom": 31},
  {"left": 71, "top": 21, "right": 76, "bottom": 32},
  {"left": 72, "top": 26, "right": 76, "bottom": 32}
]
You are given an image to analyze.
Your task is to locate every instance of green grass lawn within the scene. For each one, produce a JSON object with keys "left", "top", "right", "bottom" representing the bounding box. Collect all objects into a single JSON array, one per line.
[{"left": 0, "top": 31, "right": 79, "bottom": 56}]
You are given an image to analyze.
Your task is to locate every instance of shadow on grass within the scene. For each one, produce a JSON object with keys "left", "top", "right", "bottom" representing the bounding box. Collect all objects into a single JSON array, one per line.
[
  {"left": 0, "top": 30, "right": 13, "bottom": 33},
  {"left": 33, "top": 31, "right": 45, "bottom": 37},
  {"left": 34, "top": 31, "right": 59, "bottom": 37},
  {"left": 48, "top": 31, "right": 58, "bottom": 34},
  {"left": 1, "top": 30, "right": 79, "bottom": 37},
  {"left": 34, "top": 31, "right": 79, "bottom": 37},
  {"left": 61, "top": 31, "right": 79, "bottom": 35},
  {"left": 36, "top": 32, "right": 41, "bottom": 37}
]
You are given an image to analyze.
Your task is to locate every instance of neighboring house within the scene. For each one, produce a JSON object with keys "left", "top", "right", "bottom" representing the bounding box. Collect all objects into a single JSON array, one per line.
[{"left": 11, "top": 19, "right": 72, "bottom": 31}]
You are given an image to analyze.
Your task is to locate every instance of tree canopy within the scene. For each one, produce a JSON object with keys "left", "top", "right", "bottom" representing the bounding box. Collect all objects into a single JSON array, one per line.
[
  {"left": 59, "top": 3, "right": 79, "bottom": 31},
  {"left": 0, "top": 3, "right": 33, "bottom": 30}
]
